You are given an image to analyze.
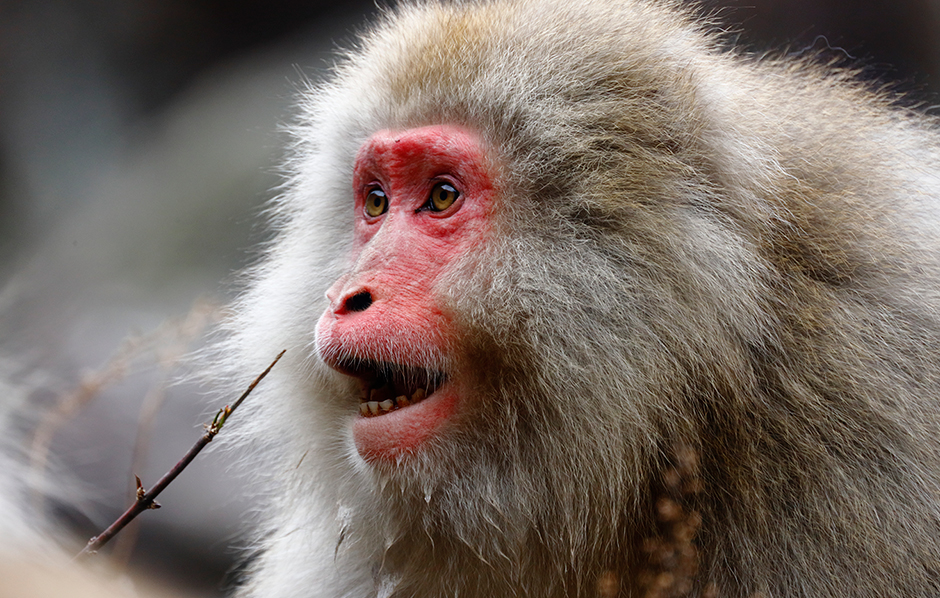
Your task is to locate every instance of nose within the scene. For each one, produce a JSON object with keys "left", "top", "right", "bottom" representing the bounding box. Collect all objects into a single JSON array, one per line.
[
  {"left": 340, "top": 290, "right": 374, "bottom": 313},
  {"left": 325, "top": 276, "right": 376, "bottom": 314}
]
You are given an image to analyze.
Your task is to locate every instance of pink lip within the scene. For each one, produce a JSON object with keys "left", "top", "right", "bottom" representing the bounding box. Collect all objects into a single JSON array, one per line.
[{"left": 352, "top": 383, "right": 458, "bottom": 461}]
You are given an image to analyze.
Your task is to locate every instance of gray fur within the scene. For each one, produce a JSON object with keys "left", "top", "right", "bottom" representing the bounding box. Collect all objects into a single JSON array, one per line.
[{"left": 219, "top": 1, "right": 940, "bottom": 596}]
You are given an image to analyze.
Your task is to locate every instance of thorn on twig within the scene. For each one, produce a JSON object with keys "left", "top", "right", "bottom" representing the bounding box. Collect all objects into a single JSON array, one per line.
[{"left": 133, "top": 476, "right": 160, "bottom": 508}]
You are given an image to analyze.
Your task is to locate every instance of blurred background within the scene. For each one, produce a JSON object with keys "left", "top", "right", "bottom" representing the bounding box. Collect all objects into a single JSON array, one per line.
[{"left": 0, "top": 0, "right": 937, "bottom": 596}]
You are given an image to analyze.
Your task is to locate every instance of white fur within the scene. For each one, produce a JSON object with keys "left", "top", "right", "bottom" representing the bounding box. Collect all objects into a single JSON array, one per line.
[{"left": 217, "top": 1, "right": 940, "bottom": 596}]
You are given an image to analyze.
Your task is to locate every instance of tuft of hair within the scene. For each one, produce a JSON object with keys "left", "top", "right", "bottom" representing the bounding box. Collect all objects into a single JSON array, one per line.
[
  {"left": 216, "top": 0, "right": 940, "bottom": 597},
  {"left": 0, "top": 360, "right": 56, "bottom": 555}
]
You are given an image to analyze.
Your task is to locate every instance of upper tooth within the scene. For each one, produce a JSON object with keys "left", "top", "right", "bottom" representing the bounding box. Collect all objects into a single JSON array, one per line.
[
  {"left": 367, "top": 401, "right": 380, "bottom": 415},
  {"left": 371, "top": 387, "right": 391, "bottom": 402},
  {"left": 379, "top": 400, "right": 394, "bottom": 412}
]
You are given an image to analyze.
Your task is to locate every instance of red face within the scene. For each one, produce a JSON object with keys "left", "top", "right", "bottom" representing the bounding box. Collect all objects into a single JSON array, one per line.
[{"left": 315, "top": 125, "right": 496, "bottom": 461}]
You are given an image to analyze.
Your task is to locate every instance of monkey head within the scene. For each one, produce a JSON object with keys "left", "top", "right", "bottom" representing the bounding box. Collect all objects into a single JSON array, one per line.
[{"left": 224, "top": 3, "right": 753, "bottom": 592}]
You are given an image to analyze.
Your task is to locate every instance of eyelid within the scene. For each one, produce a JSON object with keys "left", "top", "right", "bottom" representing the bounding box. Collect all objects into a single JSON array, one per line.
[{"left": 363, "top": 181, "right": 384, "bottom": 195}]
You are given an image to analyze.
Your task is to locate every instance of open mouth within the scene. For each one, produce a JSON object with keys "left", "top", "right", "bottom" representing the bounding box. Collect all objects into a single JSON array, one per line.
[{"left": 334, "top": 358, "right": 446, "bottom": 417}]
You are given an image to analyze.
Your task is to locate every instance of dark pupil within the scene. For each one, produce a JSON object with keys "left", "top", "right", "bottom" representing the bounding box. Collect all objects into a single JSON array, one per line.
[{"left": 435, "top": 185, "right": 455, "bottom": 204}]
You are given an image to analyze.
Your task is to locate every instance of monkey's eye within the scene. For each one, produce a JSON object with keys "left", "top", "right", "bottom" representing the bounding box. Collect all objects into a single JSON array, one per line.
[
  {"left": 428, "top": 182, "right": 459, "bottom": 212},
  {"left": 364, "top": 187, "right": 388, "bottom": 217}
]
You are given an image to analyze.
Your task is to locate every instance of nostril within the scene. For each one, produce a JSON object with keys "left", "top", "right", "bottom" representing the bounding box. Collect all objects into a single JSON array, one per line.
[{"left": 343, "top": 291, "right": 374, "bottom": 313}]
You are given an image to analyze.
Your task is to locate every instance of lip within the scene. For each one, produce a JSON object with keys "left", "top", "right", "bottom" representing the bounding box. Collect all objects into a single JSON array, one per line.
[
  {"left": 322, "top": 355, "right": 457, "bottom": 460},
  {"left": 352, "top": 381, "right": 458, "bottom": 460}
]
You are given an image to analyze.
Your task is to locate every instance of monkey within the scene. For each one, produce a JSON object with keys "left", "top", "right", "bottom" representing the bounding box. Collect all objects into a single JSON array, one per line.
[{"left": 216, "top": 0, "right": 940, "bottom": 596}]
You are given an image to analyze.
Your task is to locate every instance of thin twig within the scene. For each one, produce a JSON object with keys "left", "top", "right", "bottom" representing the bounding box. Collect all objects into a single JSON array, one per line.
[{"left": 75, "top": 350, "right": 286, "bottom": 560}]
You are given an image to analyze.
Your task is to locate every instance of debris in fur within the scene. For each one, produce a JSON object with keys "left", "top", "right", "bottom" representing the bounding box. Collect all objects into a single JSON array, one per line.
[{"left": 634, "top": 444, "right": 715, "bottom": 598}]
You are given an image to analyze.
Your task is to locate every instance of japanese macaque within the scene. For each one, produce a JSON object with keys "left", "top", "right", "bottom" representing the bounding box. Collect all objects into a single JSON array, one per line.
[{"left": 219, "top": 0, "right": 940, "bottom": 596}]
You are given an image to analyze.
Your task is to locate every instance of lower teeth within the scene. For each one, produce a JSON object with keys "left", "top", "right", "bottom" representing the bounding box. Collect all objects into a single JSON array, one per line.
[{"left": 359, "top": 387, "right": 429, "bottom": 417}]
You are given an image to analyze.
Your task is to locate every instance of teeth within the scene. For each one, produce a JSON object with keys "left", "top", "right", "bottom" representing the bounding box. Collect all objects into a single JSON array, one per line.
[{"left": 357, "top": 378, "right": 437, "bottom": 417}]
